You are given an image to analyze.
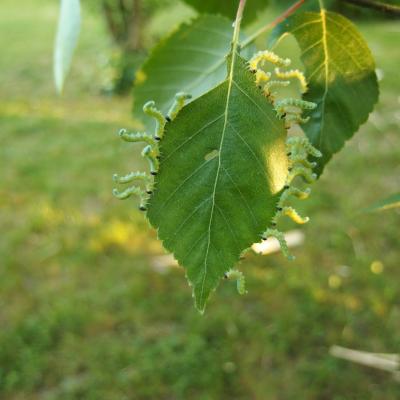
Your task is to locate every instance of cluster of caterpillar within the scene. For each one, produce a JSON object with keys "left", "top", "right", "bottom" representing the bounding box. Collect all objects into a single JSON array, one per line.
[
  {"left": 113, "top": 92, "right": 191, "bottom": 211},
  {"left": 261, "top": 137, "right": 322, "bottom": 260},
  {"left": 224, "top": 53, "right": 323, "bottom": 291},
  {"left": 249, "top": 50, "right": 316, "bottom": 129}
]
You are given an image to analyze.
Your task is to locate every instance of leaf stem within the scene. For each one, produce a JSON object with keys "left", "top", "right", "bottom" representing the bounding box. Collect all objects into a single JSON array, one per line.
[
  {"left": 233, "top": 0, "right": 247, "bottom": 47},
  {"left": 242, "top": 0, "right": 306, "bottom": 47}
]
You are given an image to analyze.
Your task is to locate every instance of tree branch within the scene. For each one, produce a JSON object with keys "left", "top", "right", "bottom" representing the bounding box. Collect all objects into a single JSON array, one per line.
[
  {"left": 339, "top": 0, "right": 400, "bottom": 17},
  {"left": 242, "top": 0, "right": 306, "bottom": 47}
]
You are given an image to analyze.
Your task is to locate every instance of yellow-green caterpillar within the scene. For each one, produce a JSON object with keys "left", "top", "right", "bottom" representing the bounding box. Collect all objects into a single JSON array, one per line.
[{"left": 225, "top": 269, "right": 247, "bottom": 295}]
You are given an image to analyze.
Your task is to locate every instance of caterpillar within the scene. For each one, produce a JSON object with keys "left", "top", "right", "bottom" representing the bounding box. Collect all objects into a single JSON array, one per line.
[
  {"left": 249, "top": 50, "right": 291, "bottom": 71},
  {"left": 274, "top": 68, "right": 308, "bottom": 94},
  {"left": 119, "top": 129, "right": 157, "bottom": 146},
  {"left": 278, "top": 187, "right": 311, "bottom": 206},
  {"left": 255, "top": 70, "right": 271, "bottom": 86},
  {"left": 113, "top": 186, "right": 147, "bottom": 211},
  {"left": 143, "top": 100, "right": 166, "bottom": 140},
  {"left": 286, "top": 165, "right": 317, "bottom": 184},
  {"left": 167, "top": 92, "right": 192, "bottom": 122},
  {"left": 113, "top": 171, "right": 153, "bottom": 194},
  {"left": 261, "top": 228, "right": 295, "bottom": 261},
  {"left": 289, "top": 154, "right": 317, "bottom": 169},
  {"left": 272, "top": 206, "right": 309, "bottom": 225},
  {"left": 286, "top": 137, "right": 322, "bottom": 158},
  {"left": 274, "top": 98, "right": 317, "bottom": 119},
  {"left": 264, "top": 80, "right": 290, "bottom": 90},
  {"left": 224, "top": 269, "right": 247, "bottom": 295},
  {"left": 142, "top": 145, "right": 159, "bottom": 176}
]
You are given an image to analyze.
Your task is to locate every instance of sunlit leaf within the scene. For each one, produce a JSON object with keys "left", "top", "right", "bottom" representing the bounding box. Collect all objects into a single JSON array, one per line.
[
  {"left": 147, "top": 52, "right": 288, "bottom": 312},
  {"left": 270, "top": 10, "right": 378, "bottom": 175},
  {"left": 54, "top": 0, "right": 81, "bottom": 93}
]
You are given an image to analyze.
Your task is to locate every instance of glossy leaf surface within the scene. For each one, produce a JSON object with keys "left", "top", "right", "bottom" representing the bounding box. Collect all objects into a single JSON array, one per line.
[
  {"left": 271, "top": 11, "right": 378, "bottom": 174},
  {"left": 147, "top": 53, "right": 288, "bottom": 311}
]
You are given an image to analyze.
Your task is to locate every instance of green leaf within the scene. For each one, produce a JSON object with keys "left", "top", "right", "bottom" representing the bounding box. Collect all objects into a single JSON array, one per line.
[
  {"left": 54, "top": 0, "right": 81, "bottom": 93},
  {"left": 270, "top": 10, "right": 378, "bottom": 175},
  {"left": 364, "top": 193, "right": 400, "bottom": 212},
  {"left": 182, "top": 0, "right": 268, "bottom": 24},
  {"left": 133, "top": 15, "right": 253, "bottom": 132},
  {"left": 147, "top": 52, "right": 288, "bottom": 312}
]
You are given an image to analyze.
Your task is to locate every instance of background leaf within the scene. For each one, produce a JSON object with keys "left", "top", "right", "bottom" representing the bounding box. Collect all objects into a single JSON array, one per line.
[
  {"left": 54, "top": 0, "right": 81, "bottom": 93},
  {"left": 363, "top": 192, "right": 400, "bottom": 212},
  {"left": 147, "top": 54, "right": 288, "bottom": 311},
  {"left": 132, "top": 15, "right": 253, "bottom": 131},
  {"left": 182, "top": 0, "right": 269, "bottom": 25},
  {"left": 271, "top": 11, "right": 379, "bottom": 175}
]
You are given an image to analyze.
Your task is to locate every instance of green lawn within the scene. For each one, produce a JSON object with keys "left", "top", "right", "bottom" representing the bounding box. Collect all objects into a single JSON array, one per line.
[{"left": 0, "top": 1, "right": 399, "bottom": 399}]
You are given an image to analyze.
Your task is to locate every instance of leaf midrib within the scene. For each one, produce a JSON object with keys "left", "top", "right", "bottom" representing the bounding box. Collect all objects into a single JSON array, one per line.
[{"left": 200, "top": 45, "right": 240, "bottom": 305}]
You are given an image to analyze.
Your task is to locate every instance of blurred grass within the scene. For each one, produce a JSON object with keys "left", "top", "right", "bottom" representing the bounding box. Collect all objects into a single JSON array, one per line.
[{"left": 0, "top": 0, "right": 399, "bottom": 399}]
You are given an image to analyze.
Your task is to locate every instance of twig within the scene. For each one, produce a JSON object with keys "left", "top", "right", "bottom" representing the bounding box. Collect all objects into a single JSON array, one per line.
[
  {"left": 242, "top": 0, "right": 306, "bottom": 47},
  {"left": 339, "top": 0, "right": 400, "bottom": 17}
]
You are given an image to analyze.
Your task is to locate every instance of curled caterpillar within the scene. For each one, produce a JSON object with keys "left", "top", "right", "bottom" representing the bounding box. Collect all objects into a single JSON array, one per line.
[
  {"left": 287, "top": 137, "right": 322, "bottom": 158},
  {"left": 286, "top": 165, "right": 317, "bottom": 184},
  {"left": 113, "top": 186, "right": 147, "bottom": 211},
  {"left": 143, "top": 100, "right": 166, "bottom": 140},
  {"left": 119, "top": 129, "right": 157, "bottom": 146},
  {"left": 249, "top": 50, "right": 291, "bottom": 71},
  {"left": 275, "top": 68, "right": 308, "bottom": 93},
  {"left": 264, "top": 80, "right": 290, "bottom": 90},
  {"left": 225, "top": 269, "right": 247, "bottom": 295},
  {"left": 142, "top": 145, "right": 159, "bottom": 176},
  {"left": 255, "top": 70, "right": 271, "bottom": 86},
  {"left": 113, "top": 171, "right": 153, "bottom": 194},
  {"left": 279, "top": 187, "right": 311, "bottom": 207},
  {"left": 167, "top": 92, "right": 191, "bottom": 122},
  {"left": 275, "top": 98, "right": 317, "bottom": 119},
  {"left": 289, "top": 154, "right": 317, "bottom": 169},
  {"left": 272, "top": 206, "right": 309, "bottom": 225},
  {"left": 261, "top": 229, "right": 295, "bottom": 260}
]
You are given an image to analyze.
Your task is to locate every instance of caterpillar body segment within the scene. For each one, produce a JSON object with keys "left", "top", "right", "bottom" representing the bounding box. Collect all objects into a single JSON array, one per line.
[
  {"left": 264, "top": 80, "right": 290, "bottom": 90},
  {"left": 261, "top": 229, "right": 295, "bottom": 260},
  {"left": 289, "top": 154, "right": 317, "bottom": 169},
  {"left": 255, "top": 70, "right": 271, "bottom": 86},
  {"left": 249, "top": 50, "right": 291, "bottom": 70},
  {"left": 112, "top": 186, "right": 147, "bottom": 211},
  {"left": 143, "top": 100, "right": 166, "bottom": 140},
  {"left": 274, "top": 68, "right": 307, "bottom": 93},
  {"left": 119, "top": 129, "right": 157, "bottom": 146},
  {"left": 273, "top": 206, "right": 309, "bottom": 225},
  {"left": 286, "top": 137, "right": 322, "bottom": 158},
  {"left": 275, "top": 98, "right": 317, "bottom": 119},
  {"left": 279, "top": 187, "right": 311, "bottom": 207},
  {"left": 167, "top": 92, "right": 192, "bottom": 121},
  {"left": 284, "top": 113, "right": 310, "bottom": 128},
  {"left": 286, "top": 165, "right": 317, "bottom": 184},
  {"left": 142, "top": 145, "right": 160, "bottom": 176},
  {"left": 225, "top": 269, "right": 247, "bottom": 295},
  {"left": 112, "top": 171, "right": 153, "bottom": 193}
]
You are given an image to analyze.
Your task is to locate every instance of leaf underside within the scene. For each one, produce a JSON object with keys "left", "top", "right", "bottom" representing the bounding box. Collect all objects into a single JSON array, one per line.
[
  {"left": 133, "top": 15, "right": 253, "bottom": 132},
  {"left": 271, "top": 11, "right": 378, "bottom": 175},
  {"left": 147, "top": 53, "right": 288, "bottom": 312},
  {"left": 54, "top": 0, "right": 81, "bottom": 93}
]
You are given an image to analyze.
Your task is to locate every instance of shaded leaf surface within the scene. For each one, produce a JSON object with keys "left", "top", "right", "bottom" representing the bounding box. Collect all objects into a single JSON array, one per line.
[
  {"left": 133, "top": 15, "right": 251, "bottom": 131},
  {"left": 364, "top": 193, "right": 400, "bottom": 212},
  {"left": 182, "top": 0, "right": 268, "bottom": 24},
  {"left": 147, "top": 54, "right": 288, "bottom": 311},
  {"left": 271, "top": 11, "right": 378, "bottom": 174}
]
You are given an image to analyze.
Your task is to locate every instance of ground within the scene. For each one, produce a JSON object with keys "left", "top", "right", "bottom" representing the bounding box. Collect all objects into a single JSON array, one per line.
[{"left": 0, "top": 1, "right": 399, "bottom": 399}]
